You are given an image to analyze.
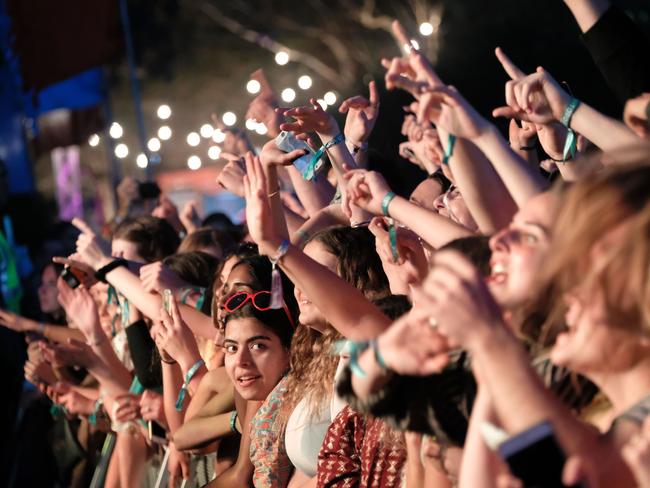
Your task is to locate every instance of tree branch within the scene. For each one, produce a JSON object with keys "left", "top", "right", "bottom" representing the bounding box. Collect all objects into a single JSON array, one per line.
[{"left": 195, "top": 0, "right": 344, "bottom": 89}]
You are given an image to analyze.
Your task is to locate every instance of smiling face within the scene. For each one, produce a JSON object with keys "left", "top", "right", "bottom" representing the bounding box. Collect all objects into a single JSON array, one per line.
[
  {"left": 293, "top": 240, "right": 339, "bottom": 332},
  {"left": 488, "top": 192, "right": 555, "bottom": 310},
  {"left": 223, "top": 316, "right": 289, "bottom": 400}
]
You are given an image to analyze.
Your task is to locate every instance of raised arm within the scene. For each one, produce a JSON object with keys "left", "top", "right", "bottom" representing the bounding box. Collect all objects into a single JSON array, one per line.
[
  {"left": 343, "top": 170, "right": 472, "bottom": 249},
  {"left": 492, "top": 66, "right": 641, "bottom": 154},
  {"left": 243, "top": 155, "right": 390, "bottom": 340}
]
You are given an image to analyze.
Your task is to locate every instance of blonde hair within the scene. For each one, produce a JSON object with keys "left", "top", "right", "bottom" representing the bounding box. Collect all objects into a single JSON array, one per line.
[
  {"left": 523, "top": 162, "right": 650, "bottom": 347},
  {"left": 280, "top": 226, "right": 390, "bottom": 421}
]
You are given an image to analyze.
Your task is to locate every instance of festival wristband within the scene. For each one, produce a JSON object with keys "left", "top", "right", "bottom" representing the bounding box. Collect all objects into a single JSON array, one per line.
[
  {"left": 175, "top": 359, "right": 205, "bottom": 411},
  {"left": 560, "top": 97, "right": 581, "bottom": 129},
  {"left": 229, "top": 411, "right": 239, "bottom": 433},
  {"left": 381, "top": 192, "right": 397, "bottom": 217},
  {"left": 269, "top": 239, "right": 290, "bottom": 309},
  {"left": 388, "top": 221, "right": 400, "bottom": 262},
  {"left": 304, "top": 133, "right": 345, "bottom": 180},
  {"left": 442, "top": 134, "right": 457, "bottom": 165}
]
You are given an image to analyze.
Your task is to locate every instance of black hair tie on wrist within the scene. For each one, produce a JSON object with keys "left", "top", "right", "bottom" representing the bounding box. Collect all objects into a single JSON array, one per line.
[{"left": 95, "top": 259, "right": 128, "bottom": 283}]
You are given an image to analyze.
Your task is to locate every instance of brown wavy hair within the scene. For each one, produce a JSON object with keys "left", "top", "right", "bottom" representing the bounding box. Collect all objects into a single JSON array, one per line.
[
  {"left": 518, "top": 161, "right": 650, "bottom": 350},
  {"left": 281, "top": 226, "right": 390, "bottom": 419}
]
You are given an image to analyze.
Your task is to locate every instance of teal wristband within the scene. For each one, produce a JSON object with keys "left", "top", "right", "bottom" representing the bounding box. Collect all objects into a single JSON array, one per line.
[
  {"left": 442, "top": 134, "right": 457, "bottom": 165},
  {"left": 305, "top": 133, "right": 344, "bottom": 181},
  {"left": 175, "top": 359, "right": 205, "bottom": 411},
  {"left": 561, "top": 97, "right": 581, "bottom": 129},
  {"left": 388, "top": 221, "right": 399, "bottom": 262},
  {"left": 381, "top": 192, "right": 397, "bottom": 217},
  {"left": 229, "top": 410, "right": 239, "bottom": 433},
  {"left": 347, "top": 340, "right": 370, "bottom": 378},
  {"left": 370, "top": 338, "right": 387, "bottom": 370}
]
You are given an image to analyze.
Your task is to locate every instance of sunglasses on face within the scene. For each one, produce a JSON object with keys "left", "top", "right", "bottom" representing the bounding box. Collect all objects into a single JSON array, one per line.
[{"left": 224, "top": 291, "right": 295, "bottom": 328}]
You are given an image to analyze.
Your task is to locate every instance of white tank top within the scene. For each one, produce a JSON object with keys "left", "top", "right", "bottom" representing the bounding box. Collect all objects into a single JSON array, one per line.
[{"left": 284, "top": 355, "right": 349, "bottom": 477}]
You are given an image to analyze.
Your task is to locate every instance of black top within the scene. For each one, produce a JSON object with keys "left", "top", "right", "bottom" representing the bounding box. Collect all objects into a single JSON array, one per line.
[{"left": 581, "top": 6, "right": 650, "bottom": 103}]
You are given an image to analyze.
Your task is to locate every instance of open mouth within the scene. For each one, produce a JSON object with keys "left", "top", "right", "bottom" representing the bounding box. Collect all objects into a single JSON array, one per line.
[
  {"left": 237, "top": 375, "right": 261, "bottom": 387},
  {"left": 488, "top": 262, "right": 508, "bottom": 284}
]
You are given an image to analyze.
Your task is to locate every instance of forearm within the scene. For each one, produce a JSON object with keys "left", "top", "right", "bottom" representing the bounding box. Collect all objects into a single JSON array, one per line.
[
  {"left": 87, "top": 358, "right": 131, "bottom": 396},
  {"left": 91, "top": 336, "right": 133, "bottom": 390},
  {"left": 473, "top": 126, "right": 548, "bottom": 208},
  {"left": 388, "top": 196, "right": 473, "bottom": 248},
  {"left": 563, "top": 0, "right": 610, "bottom": 33},
  {"left": 266, "top": 166, "right": 291, "bottom": 240},
  {"left": 163, "top": 362, "right": 186, "bottom": 432},
  {"left": 290, "top": 204, "right": 349, "bottom": 246},
  {"left": 103, "top": 265, "right": 215, "bottom": 339},
  {"left": 276, "top": 244, "right": 391, "bottom": 340},
  {"left": 350, "top": 347, "right": 394, "bottom": 401},
  {"left": 285, "top": 166, "right": 335, "bottom": 216},
  {"left": 173, "top": 412, "right": 234, "bottom": 451},
  {"left": 471, "top": 326, "right": 631, "bottom": 485},
  {"left": 458, "top": 388, "right": 501, "bottom": 488},
  {"left": 41, "top": 324, "right": 86, "bottom": 344},
  {"left": 571, "top": 102, "right": 641, "bottom": 153},
  {"left": 283, "top": 204, "right": 307, "bottom": 236},
  {"left": 449, "top": 138, "right": 519, "bottom": 232}
]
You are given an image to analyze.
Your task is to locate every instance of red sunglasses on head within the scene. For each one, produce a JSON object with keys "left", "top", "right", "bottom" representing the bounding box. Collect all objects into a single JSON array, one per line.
[{"left": 224, "top": 291, "right": 295, "bottom": 328}]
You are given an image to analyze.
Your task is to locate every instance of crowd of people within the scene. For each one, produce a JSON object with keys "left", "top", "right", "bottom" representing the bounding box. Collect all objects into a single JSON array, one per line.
[{"left": 3, "top": 0, "right": 650, "bottom": 486}]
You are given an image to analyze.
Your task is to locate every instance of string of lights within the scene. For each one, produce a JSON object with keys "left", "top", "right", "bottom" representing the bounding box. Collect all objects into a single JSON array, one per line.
[{"left": 86, "top": 20, "right": 437, "bottom": 171}]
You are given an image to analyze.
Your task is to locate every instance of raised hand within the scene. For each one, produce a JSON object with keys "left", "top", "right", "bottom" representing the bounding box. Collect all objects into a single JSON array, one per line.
[
  {"left": 259, "top": 139, "right": 307, "bottom": 168},
  {"left": 419, "top": 250, "right": 505, "bottom": 350},
  {"left": 496, "top": 47, "right": 568, "bottom": 160},
  {"left": 245, "top": 68, "right": 284, "bottom": 138},
  {"left": 52, "top": 254, "right": 97, "bottom": 288},
  {"left": 381, "top": 20, "right": 443, "bottom": 97},
  {"left": 342, "top": 169, "right": 393, "bottom": 217},
  {"left": 211, "top": 116, "right": 253, "bottom": 156},
  {"left": 151, "top": 195, "right": 184, "bottom": 234},
  {"left": 375, "top": 309, "right": 450, "bottom": 376},
  {"left": 179, "top": 200, "right": 201, "bottom": 235},
  {"left": 339, "top": 81, "right": 380, "bottom": 146},
  {"left": 418, "top": 86, "right": 491, "bottom": 140},
  {"left": 139, "top": 261, "right": 187, "bottom": 294},
  {"left": 72, "top": 218, "right": 112, "bottom": 270},
  {"left": 280, "top": 99, "right": 338, "bottom": 137},
  {"left": 368, "top": 217, "right": 427, "bottom": 294},
  {"left": 56, "top": 280, "right": 103, "bottom": 342},
  {"left": 242, "top": 154, "right": 281, "bottom": 256},
  {"left": 492, "top": 68, "right": 571, "bottom": 125},
  {"left": 217, "top": 155, "right": 246, "bottom": 197},
  {"left": 151, "top": 293, "right": 200, "bottom": 371}
]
